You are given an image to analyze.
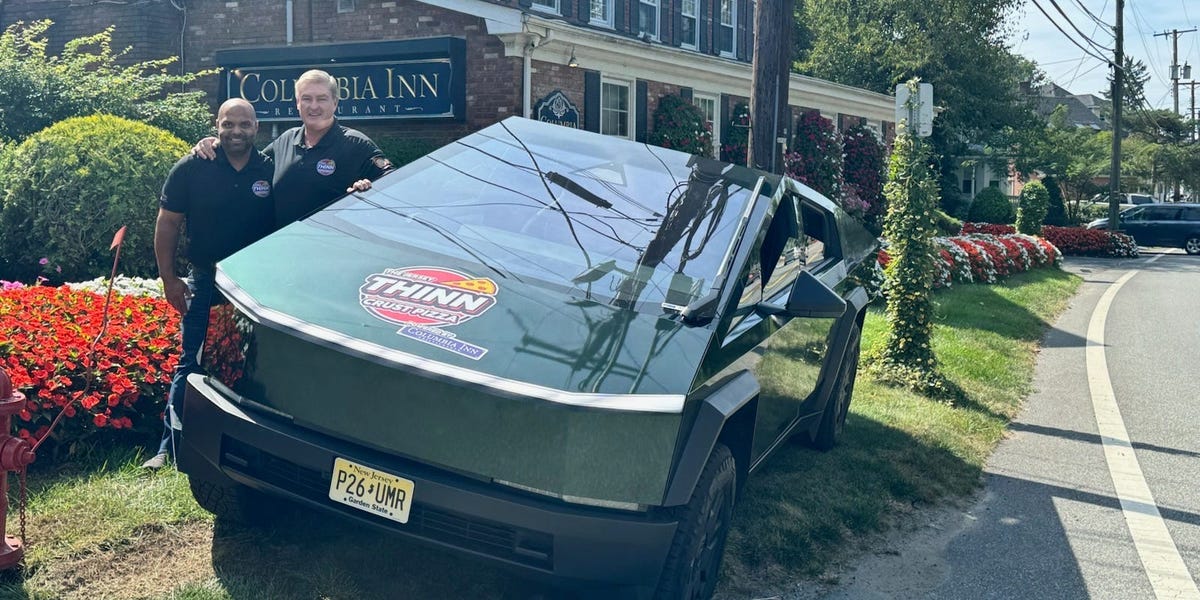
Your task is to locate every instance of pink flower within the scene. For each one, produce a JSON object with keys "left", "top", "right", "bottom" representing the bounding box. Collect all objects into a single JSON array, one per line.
[{"left": 38, "top": 257, "right": 49, "bottom": 265}]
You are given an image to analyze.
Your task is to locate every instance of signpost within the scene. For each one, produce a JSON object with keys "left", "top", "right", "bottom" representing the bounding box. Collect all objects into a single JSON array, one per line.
[{"left": 895, "top": 82, "right": 934, "bottom": 137}]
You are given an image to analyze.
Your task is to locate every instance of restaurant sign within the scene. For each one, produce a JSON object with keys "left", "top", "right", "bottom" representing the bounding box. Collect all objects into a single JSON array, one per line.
[
  {"left": 533, "top": 90, "right": 580, "bottom": 129},
  {"left": 216, "top": 38, "right": 466, "bottom": 122}
]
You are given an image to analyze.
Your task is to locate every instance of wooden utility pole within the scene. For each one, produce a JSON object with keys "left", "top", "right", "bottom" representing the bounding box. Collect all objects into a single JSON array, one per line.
[
  {"left": 1108, "top": 0, "right": 1123, "bottom": 230},
  {"left": 749, "top": 0, "right": 794, "bottom": 174}
]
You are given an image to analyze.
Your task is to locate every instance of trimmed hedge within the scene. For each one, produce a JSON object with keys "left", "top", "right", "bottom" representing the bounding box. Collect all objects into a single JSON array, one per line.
[
  {"left": 967, "top": 186, "right": 1015, "bottom": 224},
  {"left": 1016, "top": 181, "right": 1050, "bottom": 235},
  {"left": 648, "top": 94, "right": 713, "bottom": 157},
  {"left": 0, "top": 115, "right": 189, "bottom": 283}
]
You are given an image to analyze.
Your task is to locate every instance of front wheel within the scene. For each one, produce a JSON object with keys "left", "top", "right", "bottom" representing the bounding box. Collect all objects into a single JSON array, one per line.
[
  {"left": 189, "top": 477, "right": 284, "bottom": 527},
  {"left": 1185, "top": 235, "right": 1200, "bottom": 255},
  {"left": 655, "top": 444, "right": 736, "bottom": 600},
  {"left": 812, "top": 323, "right": 862, "bottom": 451}
]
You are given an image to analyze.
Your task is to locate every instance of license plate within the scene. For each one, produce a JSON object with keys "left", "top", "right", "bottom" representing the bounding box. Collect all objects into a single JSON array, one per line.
[{"left": 328, "top": 457, "right": 415, "bottom": 524}]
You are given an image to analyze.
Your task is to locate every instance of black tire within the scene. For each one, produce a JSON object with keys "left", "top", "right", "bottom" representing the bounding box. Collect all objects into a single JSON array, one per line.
[
  {"left": 812, "top": 323, "right": 861, "bottom": 451},
  {"left": 188, "top": 477, "right": 282, "bottom": 526},
  {"left": 654, "top": 444, "right": 736, "bottom": 600},
  {"left": 1185, "top": 235, "right": 1200, "bottom": 255}
]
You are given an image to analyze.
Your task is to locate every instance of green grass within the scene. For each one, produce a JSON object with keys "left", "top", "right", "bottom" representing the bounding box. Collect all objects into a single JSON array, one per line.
[
  {"left": 0, "top": 268, "right": 1081, "bottom": 599},
  {"left": 719, "top": 267, "right": 1080, "bottom": 595}
]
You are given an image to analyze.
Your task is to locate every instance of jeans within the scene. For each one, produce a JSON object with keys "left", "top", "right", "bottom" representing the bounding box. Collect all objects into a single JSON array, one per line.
[{"left": 157, "top": 266, "right": 216, "bottom": 455}]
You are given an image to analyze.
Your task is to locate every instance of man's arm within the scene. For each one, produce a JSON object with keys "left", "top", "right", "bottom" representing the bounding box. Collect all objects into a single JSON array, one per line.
[
  {"left": 347, "top": 137, "right": 394, "bottom": 193},
  {"left": 154, "top": 208, "right": 189, "bottom": 315}
]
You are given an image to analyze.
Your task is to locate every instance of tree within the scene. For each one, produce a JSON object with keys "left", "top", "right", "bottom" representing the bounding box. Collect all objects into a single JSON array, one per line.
[
  {"left": 795, "top": 0, "right": 1038, "bottom": 195},
  {"left": 0, "top": 20, "right": 213, "bottom": 144}
]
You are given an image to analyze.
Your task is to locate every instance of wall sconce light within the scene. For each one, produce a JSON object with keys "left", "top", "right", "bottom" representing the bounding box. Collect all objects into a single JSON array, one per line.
[{"left": 568, "top": 46, "right": 579, "bottom": 68}]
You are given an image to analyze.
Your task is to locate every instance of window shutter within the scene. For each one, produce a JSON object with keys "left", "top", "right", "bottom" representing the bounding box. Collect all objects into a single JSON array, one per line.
[
  {"left": 737, "top": 0, "right": 750, "bottom": 60},
  {"left": 680, "top": 86, "right": 693, "bottom": 101},
  {"left": 615, "top": 0, "right": 627, "bottom": 32},
  {"left": 699, "top": 0, "right": 709, "bottom": 52},
  {"left": 561, "top": 0, "right": 574, "bottom": 19},
  {"left": 579, "top": 0, "right": 591, "bottom": 24},
  {"left": 584, "top": 70, "right": 601, "bottom": 133},
  {"left": 636, "top": 80, "right": 648, "bottom": 142},
  {"left": 518, "top": 0, "right": 532, "bottom": 8}
]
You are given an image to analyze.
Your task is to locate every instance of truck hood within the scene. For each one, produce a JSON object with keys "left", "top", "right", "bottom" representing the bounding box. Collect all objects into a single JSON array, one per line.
[{"left": 216, "top": 219, "right": 714, "bottom": 412}]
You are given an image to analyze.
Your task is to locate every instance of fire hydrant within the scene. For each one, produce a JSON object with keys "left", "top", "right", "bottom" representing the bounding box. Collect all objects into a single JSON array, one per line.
[{"left": 0, "top": 366, "right": 35, "bottom": 570}]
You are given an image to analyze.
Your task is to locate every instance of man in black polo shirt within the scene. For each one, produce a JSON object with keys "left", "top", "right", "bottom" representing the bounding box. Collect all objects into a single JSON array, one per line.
[
  {"left": 196, "top": 69, "right": 393, "bottom": 228},
  {"left": 144, "top": 98, "right": 274, "bottom": 469}
]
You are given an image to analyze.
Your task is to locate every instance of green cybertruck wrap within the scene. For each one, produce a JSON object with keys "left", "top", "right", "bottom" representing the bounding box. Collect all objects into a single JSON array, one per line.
[{"left": 182, "top": 117, "right": 879, "bottom": 596}]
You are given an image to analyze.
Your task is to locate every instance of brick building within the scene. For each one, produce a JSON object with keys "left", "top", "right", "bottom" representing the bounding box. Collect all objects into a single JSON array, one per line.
[{"left": 0, "top": 0, "right": 894, "bottom": 162}]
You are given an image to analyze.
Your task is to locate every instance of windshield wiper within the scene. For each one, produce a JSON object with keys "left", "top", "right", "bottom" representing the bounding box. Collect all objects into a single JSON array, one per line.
[{"left": 547, "top": 171, "right": 612, "bottom": 209}]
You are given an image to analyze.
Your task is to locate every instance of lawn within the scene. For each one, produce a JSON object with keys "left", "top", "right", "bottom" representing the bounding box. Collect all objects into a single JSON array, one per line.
[{"left": 0, "top": 267, "right": 1080, "bottom": 599}]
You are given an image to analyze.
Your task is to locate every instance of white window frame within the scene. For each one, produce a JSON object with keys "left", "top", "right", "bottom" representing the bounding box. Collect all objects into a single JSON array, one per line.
[
  {"left": 637, "top": 0, "right": 660, "bottom": 41},
  {"left": 718, "top": 0, "right": 737, "bottom": 58},
  {"left": 692, "top": 92, "right": 720, "bottom": 158},
  {"left": 531, "top": 0, "right": 560, "bottom": 14},
  {"left": 600, "top": 77, "right": 633, "bottom": 139},
  {"left": 590, "top": 0, "right": 614, "bottom": 28},
  {"left": 681, "top": 0, "right": 699, "bottom": 50}
]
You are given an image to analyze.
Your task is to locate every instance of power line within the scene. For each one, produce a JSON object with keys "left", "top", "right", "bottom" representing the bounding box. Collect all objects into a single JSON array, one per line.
[
  {"left": 1062, "top": 0, "right": 1111, "bottom": 89},
  {"left": 1029, "top": 0, "right": 1116, "bottom": 67},
  {"left": 1047, "top": 0, "right": 1113, "bottom": 53},
  {"left": 1070, "top": 0, "right": 1111, "bottom": 30}
]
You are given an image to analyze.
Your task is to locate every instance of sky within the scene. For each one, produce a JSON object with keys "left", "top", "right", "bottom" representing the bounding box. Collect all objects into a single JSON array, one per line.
[{"left": 1011, "top": 0, "right": 1199, "bottom": 114}]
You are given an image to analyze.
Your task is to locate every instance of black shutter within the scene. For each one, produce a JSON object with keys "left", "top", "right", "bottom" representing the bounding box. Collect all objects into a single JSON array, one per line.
[
  {"left": 737, "top": 0, "right": 750, "bottom": 61},
  {"left": 710, "top": 0, "right": 721, "bottom": 55},
  {"left": 699, "top": 0, "right": 709, "bottom": 52},
  {"left": 672, "top": 0, "right": 682, "bottom": 46},
  {"left": 579, "top": 0, "right": 591, "bottom": 24},
  {"left": 561, "top": 0, "right": 574, "bottom": 19},
  {"left": 680, "top": 86, "right": 693, "bottom": 101},
  {"left": 719, "top": 93, "right": 730, "bottom": 138},
  {"left": 518, "top": 0, "right": 532, "bottom": 8},
  {"left": 636, "top": 80, "right": 648, "bottom": 142},
  {"left": 584, "top": 70, "right": 601, "bottom": 133},
  {"left": 615, "top": 0, "right": 627, "bottom": 33}
]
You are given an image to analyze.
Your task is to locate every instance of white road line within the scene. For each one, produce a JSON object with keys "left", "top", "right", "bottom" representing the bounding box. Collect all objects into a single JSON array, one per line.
[{"left": 1085, "top": 256, "right": 1200, "bottom": 599}]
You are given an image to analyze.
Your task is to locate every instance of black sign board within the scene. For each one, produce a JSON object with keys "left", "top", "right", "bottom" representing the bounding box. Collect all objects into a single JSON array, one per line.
[
  {"left": 216, "top": 38, "right": 466, "bottom": 123},
  {"left": 533, "top": 90, "right": 580, "bottom": 129}
]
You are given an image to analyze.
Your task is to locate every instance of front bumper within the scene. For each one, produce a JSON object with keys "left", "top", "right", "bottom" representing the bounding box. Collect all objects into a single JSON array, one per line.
[{"left": 177, "top": 374, "right": 678, "bottom": 588}]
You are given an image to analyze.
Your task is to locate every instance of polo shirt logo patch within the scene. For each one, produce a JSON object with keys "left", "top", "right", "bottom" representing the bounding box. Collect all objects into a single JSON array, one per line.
[
  {"left": 316, "top": 158, "right": 336, "bottom": 176},
  {"left": 252, "top": 180, "right": 271, "bottom": 198}
]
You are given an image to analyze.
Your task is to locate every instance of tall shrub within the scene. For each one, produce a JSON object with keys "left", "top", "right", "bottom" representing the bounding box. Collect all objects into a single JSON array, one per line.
[
  {"left": 1042, "top": 175, "right": 1068, "bottom": 226},
  {"left": 842, "top": 123, "right": 886, "bottom": 219},
  {"left": 966, "top": 186, "right": 1015, "bottom": 224},
  {"left": 784, "top": 110, "right": 842, "bottom": 200},
  {"left": 721, "top": 102, "right": 750, "bottom": 166},
  {"left": 1016, "top": 180, "right": 1050, "bottom": 235},
  {"left": 0, "top": 20, "right": 213, "bottom": 143},
  {"left": 0, "top": 115, "right": 190, "bottom": 283},
  {"left": 871, "top": 110, "right": 950, "bottom": 397},
  {"left": 648, "top": 94, "right": 713, "bottom": 157}
]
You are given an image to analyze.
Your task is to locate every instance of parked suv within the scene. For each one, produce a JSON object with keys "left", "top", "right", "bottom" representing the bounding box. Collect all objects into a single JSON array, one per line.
[
  {"left": 1089, "top": 192, "right": 1157, "bottom": 207},
  {"left": 178, "top": 117, "right": 878, "bottom": 598},
  {"left": 1088, "top": 203, "right": 1200, "bottom": 254}
]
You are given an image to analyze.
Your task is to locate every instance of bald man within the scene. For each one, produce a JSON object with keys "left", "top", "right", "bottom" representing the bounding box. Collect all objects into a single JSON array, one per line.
[{"left": 144, "top": 99, "right": 274, "bottom": 469}]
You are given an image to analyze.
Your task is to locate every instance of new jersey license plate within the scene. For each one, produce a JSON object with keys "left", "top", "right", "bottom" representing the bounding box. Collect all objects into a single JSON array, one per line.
[{"left": 328, "top": 457, "right": 415, "bottom": 524}]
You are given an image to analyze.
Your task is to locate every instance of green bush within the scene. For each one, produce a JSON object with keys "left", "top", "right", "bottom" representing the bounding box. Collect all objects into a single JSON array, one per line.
[
  {"left": 648, "top": 94, "right": 713, "bottom": 157},
  {"left": 933, "top": 208, "right": 963, "bottom": 236},
  {"left": 966, "top": 186, "right": 1015, "bottom": 224},
  {"left": 0, "top": 115, "right": 190, "bottom": 283},
  {"left": 1016, "top": 180, "right": 1050, "bottom": 235},
  {"left": 1042, "top": 175, "right": 1067, "bottom": 226},
  {"left": 721, "top": 102, "right": 750, "bottom": 166},
  {"left": 0, "top": 21, "right": 213, "bottom": 144}
]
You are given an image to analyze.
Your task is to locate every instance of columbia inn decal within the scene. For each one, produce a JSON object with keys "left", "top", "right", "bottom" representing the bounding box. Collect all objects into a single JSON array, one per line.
[{"left": 217, "top": 38, "right": 466, "bottom": 122}]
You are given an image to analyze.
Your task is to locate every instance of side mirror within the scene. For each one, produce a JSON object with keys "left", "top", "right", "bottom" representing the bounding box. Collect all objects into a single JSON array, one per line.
[{"left": 757, "top": 271, "right": 847, "bottom": 319}]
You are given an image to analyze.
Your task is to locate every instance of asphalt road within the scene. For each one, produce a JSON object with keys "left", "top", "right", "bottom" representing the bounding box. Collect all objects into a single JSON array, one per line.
[{"left": 800, "top": 250, "right": 1200, "bottom": 600}]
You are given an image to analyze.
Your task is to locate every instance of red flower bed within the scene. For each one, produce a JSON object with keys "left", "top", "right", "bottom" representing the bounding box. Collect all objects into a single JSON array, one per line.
[
  {"left": 0, "top": 285, "right": 177, "bottom": 444},
  {"left": 1041, "top": 226, "right": 1139, "bottom": 257},
  {"left": 961, "top": 222, "right": 1016, "bottom": 235}
]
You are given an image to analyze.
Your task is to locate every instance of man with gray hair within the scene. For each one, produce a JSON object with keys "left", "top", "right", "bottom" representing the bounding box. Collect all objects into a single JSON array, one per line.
[{"left": 196, "top": 69, "right": 393, "bottom": 228}]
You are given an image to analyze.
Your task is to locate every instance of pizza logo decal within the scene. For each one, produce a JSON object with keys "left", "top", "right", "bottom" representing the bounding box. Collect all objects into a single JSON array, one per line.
[{"left": 359, "top": 267, "right": 497, "bottom": 359}]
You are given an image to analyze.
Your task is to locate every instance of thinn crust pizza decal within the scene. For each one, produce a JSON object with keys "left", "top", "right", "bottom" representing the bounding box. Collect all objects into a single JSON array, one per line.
[{"left": 359, "top": 266, "right": 497, "bottom": 360}]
